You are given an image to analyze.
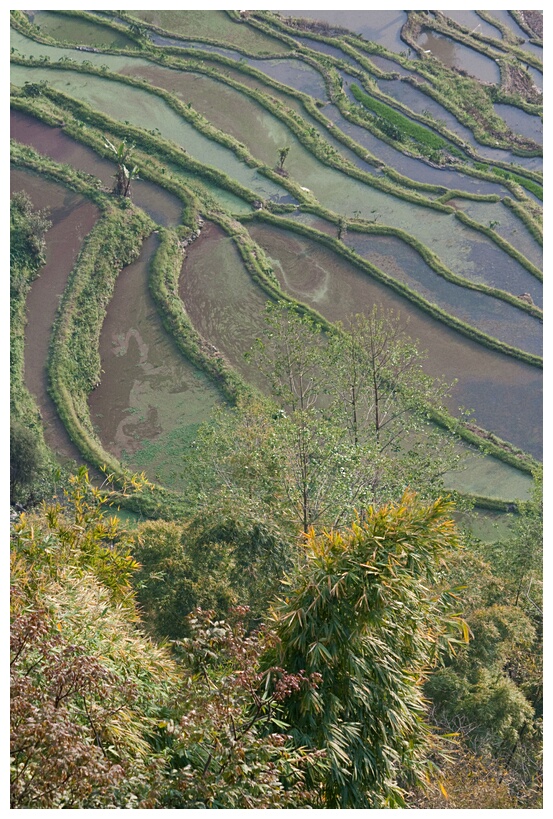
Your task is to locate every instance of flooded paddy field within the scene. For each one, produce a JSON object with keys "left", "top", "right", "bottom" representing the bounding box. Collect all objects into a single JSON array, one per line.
[
  {"left": 247, "top": 222, "right": 542, "bottom": 459},
  {"left": 129, "top": 9, "right": 292, "bottom": 55},
  {"left": 11, "top": 110, "right": 184, "bottom": 227},
  {"left": 278, "top": 10, "right": 408, "bottom": 53},
  {"left": 416, "top": 30, "right": 501, "bottom": 84},
  {"left": 11, "top": 8, "right": 542, "bottom": 514},
  {"left": 11, "top": 168, "right": 99, "bottom": 466},
  {"left": 88, "top": 235, "right": 222, "bottom": 487},
  {"left": 178, "top": 222, "right": 271, "bottom": 388}
]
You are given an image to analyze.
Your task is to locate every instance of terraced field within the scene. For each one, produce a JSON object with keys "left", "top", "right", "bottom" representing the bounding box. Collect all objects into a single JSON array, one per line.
[{"left": 10, "top": 9, "right": 542, "bottom": 527}]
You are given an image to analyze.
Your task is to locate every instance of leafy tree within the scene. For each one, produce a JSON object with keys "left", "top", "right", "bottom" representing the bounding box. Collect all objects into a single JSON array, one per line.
[
  {"left": 104, "top": 137, "right": 139, "bottom": 198},
  {"left": 424, "top": 491, "right": 543, "bottom": 804},
  {"left": 132, "top": 505, "right": 293, "bottom": 640},
  {"left": 10, "top": 471, "right": 326, "bottom": 808},
  {"left": 327, "top": 308, "right": 457, "bottom": 504},
  {"left": 276, "top": 145, "right": 290, "bottom": 174},
  {"left": 262, "top": 492, "right": 467, "bottom": 808},
  {"left": 188, "top": 303, "right": 459, "bottom": 534},
  {"left": 485, "top": 466, "right": 542, "bottom": 609},
  {"left": 156, "top": 607, "right": 327, "bottom": 808}
]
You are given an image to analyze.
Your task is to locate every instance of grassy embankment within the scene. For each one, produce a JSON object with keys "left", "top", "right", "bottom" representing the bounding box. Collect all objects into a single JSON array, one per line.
[{"left": 9, "top": 25, "right": 540, "bottom": 496}]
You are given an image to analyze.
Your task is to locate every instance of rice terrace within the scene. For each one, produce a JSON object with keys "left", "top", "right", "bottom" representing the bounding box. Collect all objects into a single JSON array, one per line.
[{"left": 10, "top": 8, "right": 543, "bottom": 809}]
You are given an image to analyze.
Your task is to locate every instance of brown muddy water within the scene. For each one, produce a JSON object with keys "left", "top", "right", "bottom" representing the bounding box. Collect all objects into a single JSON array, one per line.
[
  {"left": 179, "top": 222, "right": 272, "bottom": 388},
  {"left": 88, "top": 235, "right": 222, "bottom": 487},
  {"left": 180, "top": 219, "right": 533, "bottom": 501},
  {"left": 11, "top": 168, "right": 99, "bottom": 467},
  {"left": 247, "top": 222, "right": 542, "bottom": 459},
  {"left": 417, "top": 30, "right": 501, "bottom": 84},
  {"left": 11, "top": 110, "right": 184, "bottom": 227}
]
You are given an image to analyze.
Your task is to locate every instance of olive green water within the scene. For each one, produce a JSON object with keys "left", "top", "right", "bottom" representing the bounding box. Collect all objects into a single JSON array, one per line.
[
  {"left": 88, "top": 235, "right": 222, "bottom": 488},
  {"left": 11, "top": 30, "right": 539, "bottom": 286},
  {"left": 11, "top": 12, "right": 540, "bottom": 509},
  {"left": 179, "top": 222, "right": 532, "bottom": 502},
  {"left": 179, "top": 222, "right": 272, "bottom": 388},
  {"left": 128, "top": 9, "right": 291, "bottom": 55},
  {"left": 11, "top": 110, "right": 184, "bottom": 228},
  {"left": 30, "top": 11, "right": 135, "bottom": 49}
]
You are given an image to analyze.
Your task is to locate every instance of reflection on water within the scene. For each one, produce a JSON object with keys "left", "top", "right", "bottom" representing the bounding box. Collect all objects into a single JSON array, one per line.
[
  {"left": 10, "top": 62, "right": 289, "bottom": 203},
  {"left": 11, "top": 110, "right": 184, "bottom": 227},
  {"left": 418, "top": 31, "right": 501, "bottom": 84},
  {"left": 278, "top": 10, "right": 407, "bottom": 52},
  {"left": 179, "top": 222, "right": 271, "bottom": 387},
  {"left": 11, "top": 168, "right": 99, "bottom": 466},
  {"left": 89, "top": 235, "right": 222, "bottom": 486},
  {"left": 31, "top": 10, "right": 134, "bottom": 48},
  {"left": 440, "top": 11, "right": 503, "bottom": 40},
  {"left": 248, "top": 222, "right": 542, "bottom": 458},
  {"left": 345, "top": 231, "right": 542, "bottom": 356}
]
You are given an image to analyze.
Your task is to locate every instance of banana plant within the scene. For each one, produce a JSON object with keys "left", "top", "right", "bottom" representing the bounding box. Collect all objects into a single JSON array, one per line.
[{"left": 104, "top": 137, "right": 139, "bottom": 198}]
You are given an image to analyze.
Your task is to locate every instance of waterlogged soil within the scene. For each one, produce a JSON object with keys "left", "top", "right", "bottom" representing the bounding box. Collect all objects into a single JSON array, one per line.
[
  {"left": 447, "top": 197, "right": 543, "bottom": 282},
  {"left": 417, "top": 31, "right": 501, "bottom": 85},
  {"left": 11, "top": 110, "right": 183, "bottom": 227},
  {"left": 344, "top": 231, "right": 542, "bottom": 356},
  {"left": 278, "top": 10, "right": 408, "bottom": 53},
  {"left": 29, "top": 11, "right": 135, "bottom": 49},
  {"left": 443, "top": 449, "right": 532, "bottom": 501},
  {"left": 324, "top": 101, "right": 510, "bottom": 197},
  {"left": 179, "top": 222, "right": 272, "bottom": 388},
  {"left": 11, "top": 41, "right": 538, "bottom": 292},
  {"left": 171, "top": 165, "right": 253, "bottom": 214},
  {"left": 128, "top": 9, "right": 291, "bottom": 55},
  {"left": 439, "top": 11, "right": 504, "bottom": 41},
  {"left": 88, "top": 235, "right": 222, "bottom": 487},
  {"left": 493, "top": 103, "right": 543, "bottom": 145},
  {"left": 10, "top": 28, "right": 145, "bottom": 71},
  {"left": 485, "top": 10, "right": 542, "bottom": 44},
  {"left": 245, "top": 55, "right": 329, "bottom": 100},
  {"left": 119, "top": 63, "right": 375, "bottom": 178},
  {"left": 247, "top": 222, "right": 542, "bottom": 458},
  {"left": 11, "top": 168, "right": 99, "bottom": 467},
  {"left": 455, "top": 507, "right": 523, "bottom": 543},
  {"left": 10, "top": 63, "right": 288, "bottom": 203}
]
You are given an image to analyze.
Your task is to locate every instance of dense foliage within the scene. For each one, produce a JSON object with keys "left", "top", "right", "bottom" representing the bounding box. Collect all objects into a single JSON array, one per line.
[{"left": 11, "top": 473, "right": 472, "bottom": 808}]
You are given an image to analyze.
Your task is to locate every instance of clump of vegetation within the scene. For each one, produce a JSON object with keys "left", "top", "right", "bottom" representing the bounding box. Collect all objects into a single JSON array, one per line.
[
  {"left": 10, "top": 192, "right": 53, "bottom": 506},
  {"left": 104, "top": 137, "right": 139, "bottom": 198},
  {"left": 350, "top": 83, "right": 451, "bottom": 159}
]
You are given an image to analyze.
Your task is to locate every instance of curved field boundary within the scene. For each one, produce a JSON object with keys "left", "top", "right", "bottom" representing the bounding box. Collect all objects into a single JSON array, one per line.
[
  {"left": 148, "top": 226, "right": 251, "bottom": 405},
  {"left": 237, "top": 210, "right": 542, "bottom": 367},
  {"left": 14, "top": 59, "right": 542, "bottom": 308},
  {"left": 10, "top": 141, "right": 186, "bottom": 518},
  {"left": 220, "top": 210, "right": 538, "bottom": 476},
  {"left": 11, "top": 141, "right": 536, "bottom": 515},
  {"left": 10, "top": 24, "right": 540, "bottom": 486},
  {"left": 11, "top": 13, "right": 543, "bottom": 225},
  {"left": 12, "top": 87, "right": 541, "bottom": 350}
]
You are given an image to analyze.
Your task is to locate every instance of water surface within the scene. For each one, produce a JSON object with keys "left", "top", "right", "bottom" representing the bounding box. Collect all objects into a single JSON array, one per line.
[
  {"left": 11, "top": 168, "right": 99, "bottom": 466},
  {"left": 247, "top": 222, "right": 542, "bottom": 458},
  {"left": 11, "top": 109, "right": 184, "bottom": 227},
  {"left": 89, "top": 235, "right": 222, "bottom": 486}
]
